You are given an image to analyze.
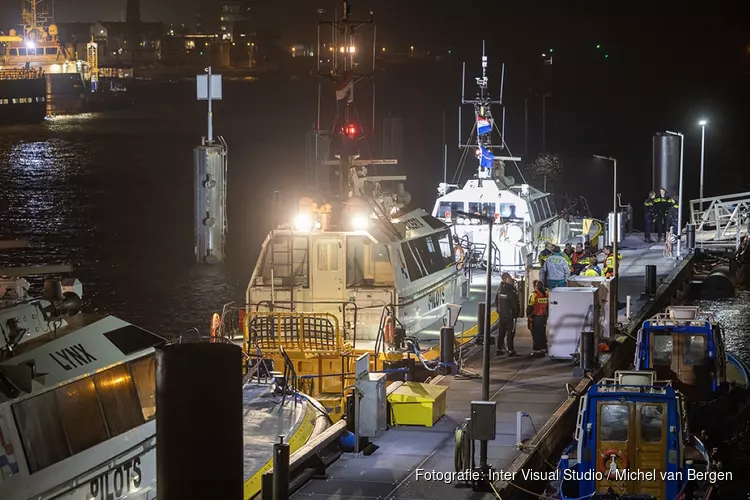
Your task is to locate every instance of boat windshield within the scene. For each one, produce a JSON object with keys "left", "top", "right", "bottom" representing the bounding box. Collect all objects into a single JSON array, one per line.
[
  {"left": 400, "top": 229, "right": 453, "bottom": 281},
  {"left": 468, "top": 202, "right": 495, "bottom": 218},
  {"left": 436, "top": 202, "right": 463, "bottom": 218},
  {"left": 12, "top": 355, "right": 155, "bottom": 473},
  {"left": 346, "top": 236, "right": 394, "bottom": 287}
]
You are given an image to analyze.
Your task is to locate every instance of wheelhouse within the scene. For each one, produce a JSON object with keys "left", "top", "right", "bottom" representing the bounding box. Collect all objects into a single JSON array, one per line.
[
  {"left": 559, "top": 371, "right": 703, "bottom": 500},
  {"left": 0, "top": 316, "right": 162, "bottom": 500},
  {"left": 247, "top": 207, "right": 466, "bottom": 343},
  {"left": 635, "top": 306, "right": 750, "bottom": 401}
]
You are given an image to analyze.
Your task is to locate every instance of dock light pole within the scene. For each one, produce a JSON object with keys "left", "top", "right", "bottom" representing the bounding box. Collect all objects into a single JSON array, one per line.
[
  {"left": 665, "top": 130, "right": 684, "bottom": 258},
  {"left": 698, "top": 120, "right": 708, "bottom": 214},
  {"left": 454, "top": 210, "right": 495, "bottom": 476},
  {"left": 594, "top": 155, "right": 618, "bottom": 333}
]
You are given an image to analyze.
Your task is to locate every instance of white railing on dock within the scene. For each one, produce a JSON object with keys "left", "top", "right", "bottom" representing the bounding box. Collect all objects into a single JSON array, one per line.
[{"left": 689, "top": 191, "right": 750, "bottom": 243}]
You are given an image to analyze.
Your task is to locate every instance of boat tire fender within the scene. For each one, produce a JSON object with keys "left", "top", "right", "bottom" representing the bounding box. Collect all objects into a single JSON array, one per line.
[{"left": 598, "top": 449, "right": 628, "bottom": 473}]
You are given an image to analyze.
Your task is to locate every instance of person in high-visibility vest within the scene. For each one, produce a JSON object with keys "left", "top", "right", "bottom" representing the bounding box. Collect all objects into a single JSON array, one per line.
[
  {"left": 562, "top": 243, "right": 574, "bottom": 270},
  {"left": 602, "top": 245, "right": 622, "bottom": 279},
  {"left": 538, "top": 241, "right": 554, "bottom": 266},
  {"left": 527, "top": 280, "right": 549, "bottom": 357},
  {"left": 582, "top": 255, "right": 602, "bottom": 277}
]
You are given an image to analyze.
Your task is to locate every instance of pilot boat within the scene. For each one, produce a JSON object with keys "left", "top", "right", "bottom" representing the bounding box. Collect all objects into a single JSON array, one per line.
[
  {"left": 558, "top": 370, "right": 716, "bottom": 500},
  {"left": 432, "top": 44, "right": 585, "bottom": 278},
  {"left": 216, "top": 2, "right": 472, "bottom": 420},
  {"left": 634, "top": 305, "right": 750, "bottom": 433}
]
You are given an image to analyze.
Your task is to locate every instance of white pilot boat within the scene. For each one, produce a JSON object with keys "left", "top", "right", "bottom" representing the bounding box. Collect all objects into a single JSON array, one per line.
[
  {"left": 0, "top": 272, "right": 328, "bottom": 500},
  {"left": 432, "top": 44, "right": 575, "bottom": 278}
]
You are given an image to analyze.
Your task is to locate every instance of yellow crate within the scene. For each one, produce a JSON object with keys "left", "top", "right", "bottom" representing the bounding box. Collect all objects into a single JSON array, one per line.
[{"left": 387, "top": 382, "right": 448, "bottom": 427}]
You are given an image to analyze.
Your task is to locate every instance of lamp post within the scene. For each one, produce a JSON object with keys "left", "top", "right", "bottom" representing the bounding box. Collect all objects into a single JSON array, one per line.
[
  {"left": 665, "top": 130, "right": 684, "bottom": 258},
  {"left": 454, "top": 209, "right": 494, "bottom": 477},
  {"left": 594, "top": 155, "right": 618, "bottom": 334},
  {"left": 698, "top": 120, "right": 707, "bottom": 214}
]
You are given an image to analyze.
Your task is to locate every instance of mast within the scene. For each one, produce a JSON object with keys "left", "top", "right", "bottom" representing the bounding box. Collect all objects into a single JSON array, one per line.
[
  {"left": 458, "top": 41, "right": 520, "bottom": 182},
  {"left": 314, "top": 1, "right": 380, "bottom": 200}
]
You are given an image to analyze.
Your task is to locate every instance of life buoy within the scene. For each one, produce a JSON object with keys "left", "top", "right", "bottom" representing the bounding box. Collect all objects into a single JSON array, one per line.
[
  {"left": 211, "top": 313, "right": 221, "bottom": 337},
  {"left": 454, "top": 244, "right": 465, "bottom": 268},
  {"left": 384, "top": 316, "right": 395, "bottom": 345},
  {"left": 598, "top": 449, "right": 628, "bottom": 474}
]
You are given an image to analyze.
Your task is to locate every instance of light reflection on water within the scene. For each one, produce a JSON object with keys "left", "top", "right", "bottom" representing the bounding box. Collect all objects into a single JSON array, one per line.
[{"left": 696, "top": 290, "right": 750, "bottom": 362}]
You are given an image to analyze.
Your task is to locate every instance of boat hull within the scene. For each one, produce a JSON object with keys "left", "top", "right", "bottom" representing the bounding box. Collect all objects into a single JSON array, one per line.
[{"left": 0, "top": 77, "right": 46, "bottom": 124}]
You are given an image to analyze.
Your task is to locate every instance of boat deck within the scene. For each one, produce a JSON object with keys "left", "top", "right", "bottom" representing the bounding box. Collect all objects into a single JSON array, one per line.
[{"left": 293, "top": 235, "right": 687, "bottom": 499}]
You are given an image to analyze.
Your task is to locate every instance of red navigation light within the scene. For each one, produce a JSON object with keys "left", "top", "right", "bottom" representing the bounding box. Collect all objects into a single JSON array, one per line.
[
  {"left": 342, "top": 123, "right": 357, "bottom": 137},
  {"left": 494, "top": 213, "right": 500, "bottom": 220},
  {"left": 445, "top": 211, "right": 451, "bottom": 220}
]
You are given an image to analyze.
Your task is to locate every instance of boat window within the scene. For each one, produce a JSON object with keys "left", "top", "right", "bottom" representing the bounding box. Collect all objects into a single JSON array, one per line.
[
  {"left": 683, "top": 335, "right": 706, "bottom": 365},
  {"left": 498, "top": 203, "right": 517, "bottom": 218},
  {"left": 529, "top": 200, "right": 541, "bottom": 223},
  {"left": 316, "top": 241, "right": 339, "bottom": 271},
  {"left": 600, "top": 404, "right": 629, "bottom": 442},
  {"left": 469, "top": 202, "right": 496, "bottom": 218},
  {"left": 18, "top": 48, "right": 27, "bottom": 56},
  {"left": 130, "top": 356, "right": 156, "bottom": 420},
  {"left": 346, "top": 236, "right": 393, "bottom": 287},
  {"left": 104, "top": 324, "right": 164, "bottom": 355},
  {"left": 10, "top": 48, "right": 18, "bottom": 56},
  {"left": 400, "top": 243, "right": 424, "bottom": 281},
  {"left": 640, "top": 405, "right": 663, "bottom": 443},
  {"left": 94, "top": 364, "right": 145, "bottom": 436},
  {"left": 13, "top": 389, "right": 71, "bottom": 472},
  {"left": 45, "top": 47, "right": 58, "bottom": 55},
  {"left": 548, "top": 197, "right": 558, "bottom": 216},
  {"left": 259, "top": 235, "right": 309, "bottom": 287},
  {"left": 437, "top": 202, "right": 463, "bottom": 218},
  {"left": 56, "top": 377, "right": 109, "bottom": 455},
  {"left": 651, "top": 334, "right": 672, "bottom": 366}
]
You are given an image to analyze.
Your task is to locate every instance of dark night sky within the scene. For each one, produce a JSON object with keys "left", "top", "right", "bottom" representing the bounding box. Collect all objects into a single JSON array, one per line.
[{"left": 2, "top": 1, "right": 748, "bottom": 212}]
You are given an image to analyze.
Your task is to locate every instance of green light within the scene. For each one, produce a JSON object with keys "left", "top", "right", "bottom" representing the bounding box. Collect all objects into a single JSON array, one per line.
[
  {"left": 604, "top": 53, "right": 609, "bottom": 58},
  {"left": 596, "top": 44, "right": 601, "bottom": 49},
  {"left": 448, "top": 50, "right": 451, "bottom": 54},
  {"left": 549, "top": 48, "right": 553, "bottom": 53}
]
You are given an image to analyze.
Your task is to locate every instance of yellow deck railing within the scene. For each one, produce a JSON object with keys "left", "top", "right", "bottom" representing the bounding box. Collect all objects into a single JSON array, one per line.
[{"left": 244, "top": 311, "right": 344, "bottom": 354}]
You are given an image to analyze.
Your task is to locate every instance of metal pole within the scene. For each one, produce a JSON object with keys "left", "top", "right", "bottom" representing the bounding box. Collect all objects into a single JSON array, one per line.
[
  {"left": 524, "top": 96, "right": 528, "bottom": 157},
  {"left": 207, "top": 66, "right": 213, "bottom": 143},
  {"left": 677, "top": 132, "right": 684, "bottom": 258},
  {"left": 272, "top": 435, "right": 290, "bottom": 500},
  {"left": 480, "top": 218, "right": 493, "bottom": 472},
  {"left": 699, "top": 125, "right": 706, "bottom": 213},
  {"left": 612, "top": 158, "right": 618, "bottom": 334},
  {"left": 541, "top": 95, "right": 547, "bottom": 151}
]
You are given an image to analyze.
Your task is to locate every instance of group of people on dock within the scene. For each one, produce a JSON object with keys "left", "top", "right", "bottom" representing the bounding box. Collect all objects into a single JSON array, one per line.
[
  {"left": 644, "top": 187, "right": 678, "bottom": 243},
  {"left": 493, "top": 240, "right": 622, "bottom": 358}
]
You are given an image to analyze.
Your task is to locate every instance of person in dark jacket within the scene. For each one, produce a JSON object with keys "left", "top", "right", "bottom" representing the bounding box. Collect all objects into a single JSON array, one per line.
[
  {"left": 495, "top": 272, "right": 520, "bottom": 356},
  {"left": 654, "top": 188, "right": 674, "bottom": 242},
  {"left": 644, "top": 191, "right": 656, "bottom": 243}
]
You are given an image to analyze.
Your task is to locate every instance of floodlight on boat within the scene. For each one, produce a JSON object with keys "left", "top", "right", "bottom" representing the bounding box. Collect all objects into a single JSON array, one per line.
[
  {"left": 351, "top": 214, "right": 369, "bottom": 231},
  {"left": 293, "top": 212, "right": 313, "bottom": 232},
  {"left": 26, "top": 41, "right": 35, "bottom": 49}
]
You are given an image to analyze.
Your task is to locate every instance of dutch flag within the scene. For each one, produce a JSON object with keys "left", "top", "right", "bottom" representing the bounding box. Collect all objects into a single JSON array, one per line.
[
  {"left": 477, "top": 116, "right": 491, "bottom": 135},
  {"left": 480, "top": 146, "right": 494, "bottom": 168}
]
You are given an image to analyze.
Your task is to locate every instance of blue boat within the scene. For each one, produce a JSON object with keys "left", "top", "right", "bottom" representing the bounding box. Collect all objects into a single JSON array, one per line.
[
  {"left": 634, "top": 306, "right": 750, "bottom": 434},
  {"left": 558, "top": 370, "right": 716, "bottom": 500}
]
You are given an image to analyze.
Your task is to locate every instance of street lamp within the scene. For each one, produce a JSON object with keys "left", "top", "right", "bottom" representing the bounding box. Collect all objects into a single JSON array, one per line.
[
  {"left": 698, "top": 120, "right": 708, "bottom": 214},
  {"left": 665, "top": 130, "right": 684, "bottom": 257},
  {"left": 594, "top": 155, "right": 618, "bottom": 334}
]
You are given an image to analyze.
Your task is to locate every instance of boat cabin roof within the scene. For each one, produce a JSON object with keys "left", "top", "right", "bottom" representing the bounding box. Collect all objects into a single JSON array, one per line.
[{"left": 0, "top": 315, "right": 164, "bottom": 404}]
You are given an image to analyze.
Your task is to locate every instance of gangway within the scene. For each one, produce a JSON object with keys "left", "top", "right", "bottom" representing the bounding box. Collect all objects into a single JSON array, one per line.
[{"left": 690, "top": 191, "right": 750, "bottom": 246}]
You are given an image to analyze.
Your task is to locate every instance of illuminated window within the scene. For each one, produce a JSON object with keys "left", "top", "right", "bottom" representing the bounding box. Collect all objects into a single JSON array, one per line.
[
  {"left": 94, "top": 364, "right": 144, "bottom": 436},
  {"left": 129, "top": 356, "right": 156, "bottom": 420},
  {"left": 316, "top": 241, "right": 339, "bottom": 271},
  {"left": 684, "top": 335, "right": 706, "bottom": 365},
  {"left": 652, "top": 334, "right": 672, "bottom": 366}
]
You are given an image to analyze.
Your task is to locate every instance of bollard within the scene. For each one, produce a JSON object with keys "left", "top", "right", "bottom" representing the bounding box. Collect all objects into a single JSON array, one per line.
[
  {"left": 581, "top": 330, "right": 595, "bottom": 372},
  {"left": 645, "top": 265, "right": 657, "bottom": 296},
  {"left": 625, "top": 295, "right": 631, "bottom": 321},
  {"left": 686, "top": 223, "right": 696, "bottom": 250},
  {"left": 273, "top": 435, "right": 290, "bottom": 500},
  {"left": 439, "top": 326, "right": 456, "bottom": 374}
]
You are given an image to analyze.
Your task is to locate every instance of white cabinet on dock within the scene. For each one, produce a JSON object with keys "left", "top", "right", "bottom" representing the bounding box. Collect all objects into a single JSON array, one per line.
[
  {"left": 547, "top": 287, "right": 600, "bottom": 359},
  {"left": 567, "top": 276, "right": 612, "bottom": 338}
]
